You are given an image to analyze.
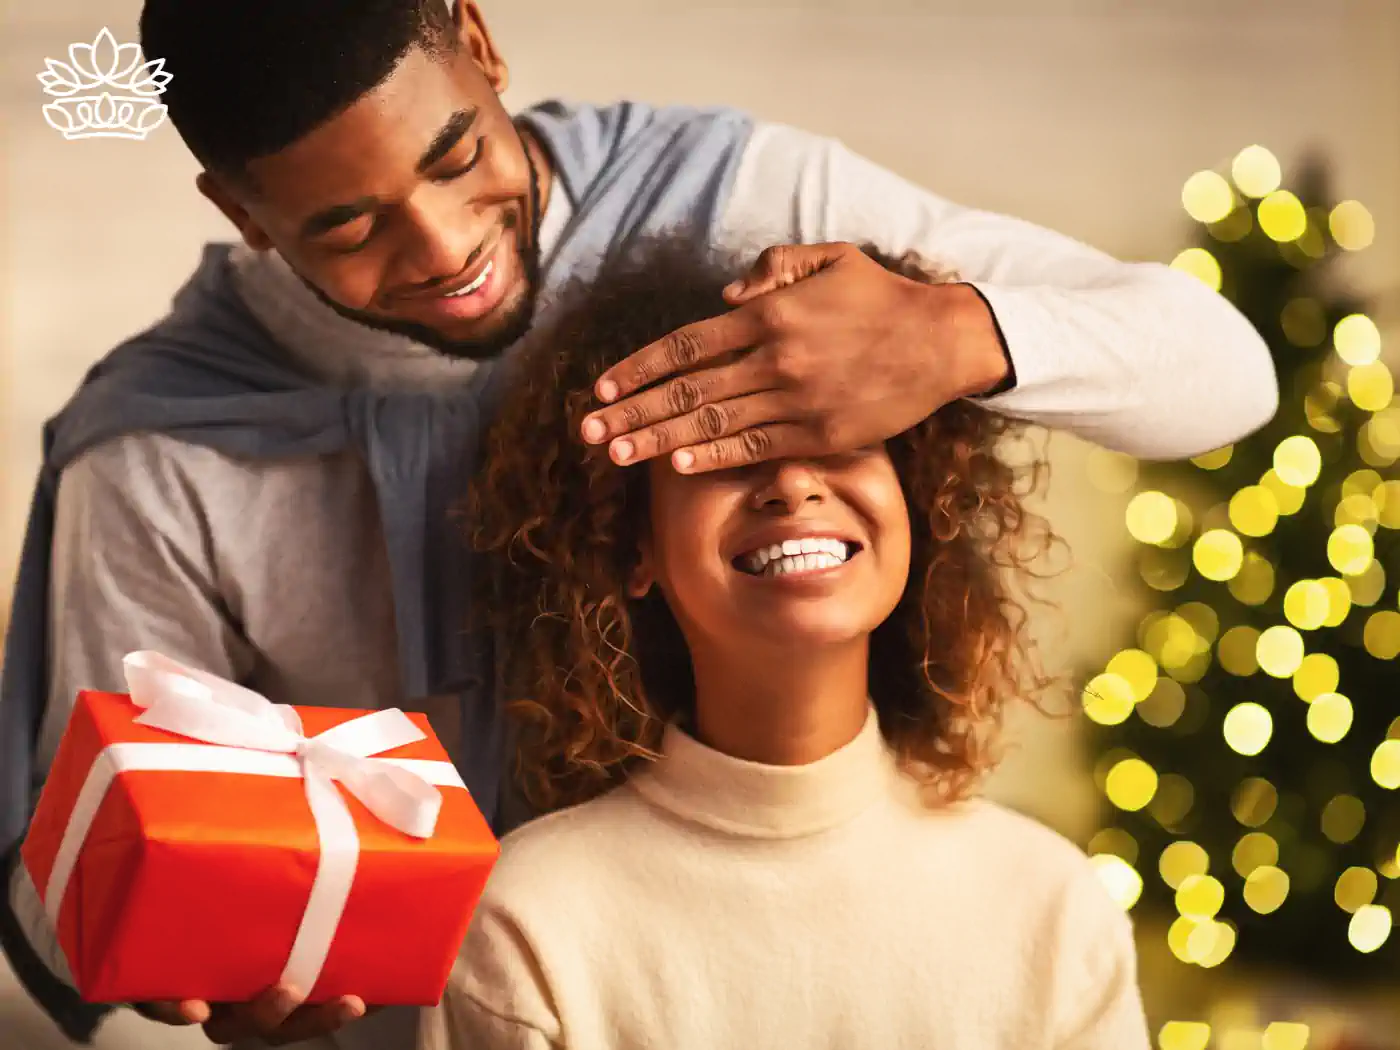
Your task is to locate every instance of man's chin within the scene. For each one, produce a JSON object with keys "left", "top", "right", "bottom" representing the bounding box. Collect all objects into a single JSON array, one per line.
[
  {"left": 296, "top": 271, "right": 539, "bottom": 362},
  {"left": 325, "top": 295, "right": 538, "bottom": 362}
]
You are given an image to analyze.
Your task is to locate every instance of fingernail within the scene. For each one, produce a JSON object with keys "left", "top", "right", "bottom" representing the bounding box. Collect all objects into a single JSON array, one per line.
[
  {"left": 340, "top": 1000, "right": 365, "bottom": 1022},
  {"left": 612, "top": 439, "right": 634, "bottom": 464},
  {"left": 581, "top": 416, "right": 606, "bottom": 442},
  {"left": 597, "top": 379, "right": 619, "bottom": 403},
  {"left": 673, "top": 449, "right": 695, "bottom": 471},
  {"left": 724, "top": 281, "right": 743, "bottom": 297}
]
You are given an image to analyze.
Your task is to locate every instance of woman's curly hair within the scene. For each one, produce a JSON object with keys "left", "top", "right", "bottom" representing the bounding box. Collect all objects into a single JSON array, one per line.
[{"left": 471, "top": 237, "right": 1062, "bottom": 814}]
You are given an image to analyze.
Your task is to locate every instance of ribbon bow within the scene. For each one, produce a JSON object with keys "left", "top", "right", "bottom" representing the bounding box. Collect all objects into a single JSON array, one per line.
[{"left": 42, "top": 652, "right": 460, "bottom": 995}]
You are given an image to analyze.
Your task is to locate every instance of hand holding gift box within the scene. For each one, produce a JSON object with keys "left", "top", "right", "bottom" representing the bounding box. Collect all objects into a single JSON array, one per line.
[{"left": 17, "top": 652, "right": 499, "bottom": 1007}]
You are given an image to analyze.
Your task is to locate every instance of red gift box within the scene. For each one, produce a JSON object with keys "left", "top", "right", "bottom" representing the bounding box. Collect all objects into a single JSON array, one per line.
[{"left": 18, "top": 652, "right": 499, "bottom": 1006}]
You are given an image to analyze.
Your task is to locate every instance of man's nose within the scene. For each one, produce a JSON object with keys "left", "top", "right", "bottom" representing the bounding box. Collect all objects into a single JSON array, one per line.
[
  {"left": 395, "top": 191, "right": 483, "bottom": 288},
  {"left": 750, "top": 461, "right": 827, "bottom": 513}
]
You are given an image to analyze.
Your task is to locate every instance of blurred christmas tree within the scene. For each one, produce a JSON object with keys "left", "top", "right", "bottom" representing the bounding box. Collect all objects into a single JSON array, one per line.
[{"left": 1082, "top": 145, "right": 1400, "bottom": 984}]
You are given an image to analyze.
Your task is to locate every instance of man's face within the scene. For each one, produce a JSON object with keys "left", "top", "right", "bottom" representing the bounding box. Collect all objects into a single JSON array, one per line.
[{"left": 203, "top": 13, "right": 540, "bottom": 360}]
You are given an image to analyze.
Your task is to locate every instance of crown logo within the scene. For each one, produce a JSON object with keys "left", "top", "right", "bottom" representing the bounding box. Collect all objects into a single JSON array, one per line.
[{"left": 36, "top": 27, "right": 172, "bottom": 141}]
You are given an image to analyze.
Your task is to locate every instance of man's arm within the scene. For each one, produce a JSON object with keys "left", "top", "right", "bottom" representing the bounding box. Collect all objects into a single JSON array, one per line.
[
  {"left": 715, "top": 122, "right": 1279, "bottom": 460},
  {"left": 3, "top": 434, "right": 250, "bottom": 1039}
]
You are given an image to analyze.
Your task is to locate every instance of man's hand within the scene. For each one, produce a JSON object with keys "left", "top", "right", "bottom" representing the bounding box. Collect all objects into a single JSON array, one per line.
[
  {"left": 578, "top": 242, "right": 1011, "bottom": 472},
  {"left": 135, "top": 984, "right": 367, "bottom": 1047}
]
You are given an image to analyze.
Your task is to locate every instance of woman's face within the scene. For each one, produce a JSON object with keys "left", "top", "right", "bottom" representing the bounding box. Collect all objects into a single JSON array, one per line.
[{"left": 633, "top": 449, "right": 912, "bottom": 653}]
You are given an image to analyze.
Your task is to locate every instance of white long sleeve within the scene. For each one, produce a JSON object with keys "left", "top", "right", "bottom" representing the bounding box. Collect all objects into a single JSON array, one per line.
[{"left": 717, "top": 122, "right": 1279, "bottom": 460}]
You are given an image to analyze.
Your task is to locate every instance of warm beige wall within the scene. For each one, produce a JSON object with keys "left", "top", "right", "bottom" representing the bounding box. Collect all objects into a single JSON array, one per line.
[{"left": 1, "top": 2, "right": 1397, "bottom": 1045}]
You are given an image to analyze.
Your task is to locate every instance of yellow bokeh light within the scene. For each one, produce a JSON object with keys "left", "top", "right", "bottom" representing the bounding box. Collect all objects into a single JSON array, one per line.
[
  {"left": 1126, "top": 491, "right": 1179, "bottom": 545},
  {"left": 1194, "top": 529, "right": 1244, "bottom": 581},
  {"left": 1107, "top": 648, "right": 1160, "bottom": 701},
  {"left": 1088, "top": 827, "right": 1139, "bottom": 865},
  {"left": 1233, "top": 145, "right": 1282, "bottom": 197},
  {"left": 1335, "top": 492, "right": 1379, "bottom": 530},
  {"left": 1171, "top": 248, "right": 1223, "bottom": 291},
  {"left": 1160, "top": 1020, "right": 1212, "bottom": 1050},
  {"left": 1259, "top": 470, "right": 1307, "bottom": 516},
  {"left": 1348, "top": 561, "right": 1387, "bottom": 606},
  {"left": 1349, "top": 905, "right": 1392, "bottom": 953},
  {"left": 1091, "top": 853, "right": 1144, "bottom": 911},
  {"left": 1334, "top": 314, "right": 1382, "bottom": 366},
  {"left": 1150, "top": 774, "right": 1195, "bottom": 828},
  {"left": 1318, "top": 577, "right": 1352, "bottom": 627},
  {"left": 1348, "top": 361, "right": 1395, "bottom": 412},
  {"left": 1328, "top": 524, "right": 1374, "bottom": 575},
  {"left": 1376, "top": 480, "right": 1400, "bottom": 528},
  {"left": 1167, "top": 916, "right": 1200, "bottom": 964},
  {"left": 1138, "top": 678, "right": 1188, "bottom": 729},
  {"left": 1262, "top": 1022, "right": 1311, "bottom": 1050},
  {"left": 1343, "top": 468, "right": 1383, "bottom": 499},
  {"left": 1223, "top": 702, "right": 1273, "bottom": 755},
  {"left": 1228, "top": 486, "right": 1279, "bottom": 537},
  {"left": 1244, "top": 865, "right": 1290, "bottom": 913},
  {"left": 1371, "top": 740, "right": 1400, "bottom": 789},
  {"left": 1229, "top": 553, "right": 1276, "bottom": 605},
  {"left": 1182, "top": 171, "right": 1235, "bottom": 224},
  {"left": 1195, "top": 920, "right": 1236, "bottom": 968},
  {"left": 1330, "top": 199, "right": 1376, "bottom": 251},
  {"left": 1273, "top": 436, "right": 1322, "bottom": 487},
  {"left": 1335, "top": 866, "right": 1378, "bottom": 913},
  {"left": 1307, "top": 692, "right": 1353, "bottom": 743},
  {"left": 1283, "top": 580, "right": 1330, "bottom": 630},
  {"left": 1161, "top": 841, "right": 1210, "bottom": 889},
  {"left": 1360, "top": 415, "right": 1400, "bottom": 467},
  {"left": 1258, "top": 190, "right": 1308, "bottom": 241},
  {"left": 1087, "top": 448, "right": 1139, "bottom": 493},
  {"left": 1176, "top": 874, "right": 1225, "bottom": 920},
  {"left": 1191, "top": 446, "right": 1233, "bottom": 471},
  {"left": 1232, "top": 778, "right": 1278, "bottom": 827},
  {"left": 1320, "top": 794, "right": 1365, "bottom": 844},
  {"left": 1292, "top": 651, "right": 1339, "bottom": 701},
  {"left": 1364, "top": 610, "right": 1400, "bottom": 659},
  {"left": 1149, "top": 613, "right": 1203, "bottom": 669},
  {"left": 1232, "top": 831, "right": 1279, "bottom": 877},
  {"left": 1256, "top": 625, "right": 1304, "bottom": 677},
  {"left": 1083, "top": 672, "right": 1137, "bottom": 726},
  {"left": 1218, "top": 626, "right": 1260, "bottom": 676},
  {"left": 1177, "top": 603, "right": 1220, "bottom": 643},
  {"left": 1106, "top": 758, "right": 1158, "bottom": 811}
]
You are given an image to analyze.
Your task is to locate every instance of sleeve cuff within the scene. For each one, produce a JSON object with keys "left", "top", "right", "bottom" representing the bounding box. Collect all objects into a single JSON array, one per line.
[{"left": 962, "top": 283, "right": 1017, "bottom": 399}]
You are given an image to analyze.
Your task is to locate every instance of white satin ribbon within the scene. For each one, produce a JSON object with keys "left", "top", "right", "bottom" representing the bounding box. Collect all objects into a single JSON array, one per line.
[{"left": 41, "top": 651, "right": 467, "bottom": 994}]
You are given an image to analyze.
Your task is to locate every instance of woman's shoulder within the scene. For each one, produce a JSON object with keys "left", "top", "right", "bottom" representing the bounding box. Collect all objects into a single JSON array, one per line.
[{"left": 481, "top": 786, "right": 653, "bottom": 906}]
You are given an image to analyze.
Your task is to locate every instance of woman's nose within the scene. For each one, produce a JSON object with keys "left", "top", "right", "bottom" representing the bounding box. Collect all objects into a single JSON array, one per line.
[{"left": 750, "top": 461, "right": 827, "bottom": 513}]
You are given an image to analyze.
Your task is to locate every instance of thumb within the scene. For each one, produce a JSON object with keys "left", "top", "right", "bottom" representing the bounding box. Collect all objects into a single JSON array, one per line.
[{"left": 723, "top": 242, "right": 847, "bottom": 304}]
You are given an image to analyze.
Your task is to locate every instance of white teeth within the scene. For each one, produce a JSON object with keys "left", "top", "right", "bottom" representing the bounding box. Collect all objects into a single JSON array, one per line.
[
  {"left": 445, "top": 261, "right": 493, "bottom": 297},
  {"left": 738, "top": 537, "right": 853, "bottom": 576}
]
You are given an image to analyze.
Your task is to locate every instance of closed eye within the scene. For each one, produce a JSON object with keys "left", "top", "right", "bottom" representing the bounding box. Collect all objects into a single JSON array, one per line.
[{"left": 433, "top": 136, "right": 485, "bottom": 182}]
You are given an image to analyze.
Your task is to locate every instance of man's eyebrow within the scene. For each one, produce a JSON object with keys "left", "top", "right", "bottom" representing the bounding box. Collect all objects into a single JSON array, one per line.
[{"left": 416, "top": 107, "right": 478, "bottom": 174}]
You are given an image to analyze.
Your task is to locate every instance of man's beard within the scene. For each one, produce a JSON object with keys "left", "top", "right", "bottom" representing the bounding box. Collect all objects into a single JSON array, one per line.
[{"left": 295, "top": 146, "right": 545, "bottom": 362}]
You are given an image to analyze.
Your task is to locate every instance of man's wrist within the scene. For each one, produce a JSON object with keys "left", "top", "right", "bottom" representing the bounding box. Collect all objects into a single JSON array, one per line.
[{"left": 916, "top": 281, "right": 1015, "bottom": 401}]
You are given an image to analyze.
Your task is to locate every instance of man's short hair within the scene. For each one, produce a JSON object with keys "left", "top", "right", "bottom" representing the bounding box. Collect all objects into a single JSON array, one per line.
[{"left": 139, "top": 0, "right": 458, "bottom": 181}]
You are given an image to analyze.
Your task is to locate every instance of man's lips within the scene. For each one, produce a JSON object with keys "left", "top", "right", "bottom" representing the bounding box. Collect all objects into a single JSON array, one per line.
[{"left": 399, "top": 239, "right": 511, "bottom": 322}]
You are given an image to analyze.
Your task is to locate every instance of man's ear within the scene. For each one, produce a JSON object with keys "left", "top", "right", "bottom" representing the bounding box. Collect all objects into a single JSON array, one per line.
[
  {"left": 196, "top": 171, "right": 273, "bottom": 251},
  {"left": 627, "top": 543, "right": 656, "bottom": 599},
  {"left": 456, "top": 1, "right": 509, "bottom": 93}
]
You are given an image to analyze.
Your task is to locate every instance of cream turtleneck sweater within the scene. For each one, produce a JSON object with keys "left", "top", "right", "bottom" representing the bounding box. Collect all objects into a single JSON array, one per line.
[{"left": 420, "top": 708, "right": 1151, "bottom": 1050}]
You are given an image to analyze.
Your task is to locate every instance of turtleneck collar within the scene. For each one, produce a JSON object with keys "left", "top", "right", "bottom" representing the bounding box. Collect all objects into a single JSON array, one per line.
[{"left": 629, "top": 705, "right": 898, "bottom": 840}]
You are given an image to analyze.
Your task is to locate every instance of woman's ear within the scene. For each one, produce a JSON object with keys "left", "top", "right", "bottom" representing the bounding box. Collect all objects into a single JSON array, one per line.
[{"left": 627, "top": 543, "right": 656, "bottom": 598}]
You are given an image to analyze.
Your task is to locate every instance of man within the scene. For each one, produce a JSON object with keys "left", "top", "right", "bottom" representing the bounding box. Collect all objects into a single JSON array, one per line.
[{"left": 0, "top": 0, "right": 1277, "bottom": 1048}]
